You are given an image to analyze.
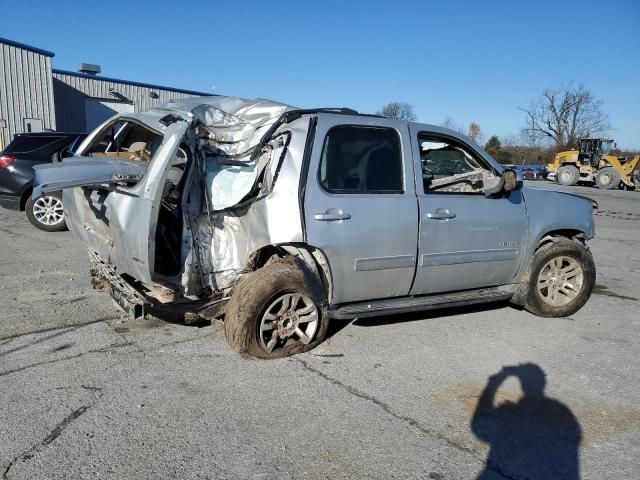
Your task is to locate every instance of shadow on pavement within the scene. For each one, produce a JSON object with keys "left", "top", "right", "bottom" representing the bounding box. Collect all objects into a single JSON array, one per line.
[
  {"left": 352, "top": 301, "right": 512, "bottom": 327},
  {"left": 471, "top": 363, "right": 582, "bottom": 479}
]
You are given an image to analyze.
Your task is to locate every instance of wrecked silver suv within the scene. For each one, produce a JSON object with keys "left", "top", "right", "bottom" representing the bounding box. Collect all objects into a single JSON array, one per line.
[{"left": 33, "top": 97, "right": 597, "bottom": 358}]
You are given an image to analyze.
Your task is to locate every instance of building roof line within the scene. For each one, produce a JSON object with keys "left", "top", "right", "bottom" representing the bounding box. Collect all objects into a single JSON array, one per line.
[
  {"left": 52, "top": 69, "right": 214, "bottom": 97},
  {"left": 0, "top": 37, "right": 55, "bottom": 57}
]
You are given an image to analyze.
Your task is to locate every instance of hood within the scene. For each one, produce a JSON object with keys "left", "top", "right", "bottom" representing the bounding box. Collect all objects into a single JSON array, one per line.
[{"left": 524, "top": 185, "right": 598, "bottom": 210}]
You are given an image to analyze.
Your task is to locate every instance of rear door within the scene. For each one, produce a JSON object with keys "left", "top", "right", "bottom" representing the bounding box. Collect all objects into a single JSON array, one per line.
[
  {"left": 409, "top": 125, "right": 527, "bottom": 295},
  {"left": 303, "top": 115, "right": 419, "bottom": 305},
  {"left": 33, "top": 116, "right": 189, "bottom": 284}
]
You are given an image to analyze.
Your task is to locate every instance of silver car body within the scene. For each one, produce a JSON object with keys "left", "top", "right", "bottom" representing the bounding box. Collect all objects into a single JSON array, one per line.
[{"left": 33, "top": 96, "right": 595, "bottom": 314}]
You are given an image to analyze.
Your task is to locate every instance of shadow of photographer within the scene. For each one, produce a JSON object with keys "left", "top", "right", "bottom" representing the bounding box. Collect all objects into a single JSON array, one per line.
[{"left": 471, "top": 363, "right": 582, "bottom": 479}]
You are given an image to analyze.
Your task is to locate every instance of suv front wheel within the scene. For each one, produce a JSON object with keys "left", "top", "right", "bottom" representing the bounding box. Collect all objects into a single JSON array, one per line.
[
  {"left": 224, "top": 257, "right": 329, "bottom": 359},
  {"left": 525, "top": 238, "right": 595, "bottom": 318},
  {"left": 25, "top": 191, "right": 68, "bottom": 232}
]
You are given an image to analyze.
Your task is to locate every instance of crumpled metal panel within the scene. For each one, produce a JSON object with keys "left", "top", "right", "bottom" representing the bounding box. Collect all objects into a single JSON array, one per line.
[
  {"left": 205, "top": 117, "right": 311, "bottom": 290},
  {"left": 44, "top": 96, "right": 309, "bottom": 297},
  {"left": 158, "top": 97, "right": 295, "bottom": 211}
]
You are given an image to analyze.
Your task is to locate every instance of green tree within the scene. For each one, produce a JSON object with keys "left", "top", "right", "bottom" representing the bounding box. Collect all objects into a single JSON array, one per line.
[
  {"left": 485, "top": 135, "right": 512, "bottom": 164},
  {"left": 485, "top": 136, "right": 502, "bottom": 156}
]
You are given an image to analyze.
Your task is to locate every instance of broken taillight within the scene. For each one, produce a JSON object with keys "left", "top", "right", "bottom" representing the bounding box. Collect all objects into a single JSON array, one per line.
[{"left": 0, "top": 155, "right": 16, "bottom": 169}]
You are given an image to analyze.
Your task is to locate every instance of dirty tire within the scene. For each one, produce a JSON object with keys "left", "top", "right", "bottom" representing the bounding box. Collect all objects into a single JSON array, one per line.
[
  {"left": 25, "top": 191, "right": 68, "bottom": 232},
  {"left": 224, "top": 257, "right": 329, "bottom": 359},
  {"left": 524, "top": 239, "right": 595, "bottom": 318},
  {"left": 595, "top": 167, "right": 620, "bottom": 190},
  {"left": 556, "top": 165, "right": 579, "bottom": 186}
]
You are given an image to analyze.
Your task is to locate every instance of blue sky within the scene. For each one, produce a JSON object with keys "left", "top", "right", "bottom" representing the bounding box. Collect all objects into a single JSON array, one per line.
[{"left": 3, "top": 0, "right": 640, "bottom": 148}]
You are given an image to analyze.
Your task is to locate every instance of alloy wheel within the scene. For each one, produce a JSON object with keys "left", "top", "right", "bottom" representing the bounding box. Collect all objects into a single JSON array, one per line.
[
  {"left": 258, "top": 293, "right": 319, "bottom": 353},
  {"left": 32, "top": 196, "right": 64, "bottom": 226},
  {"left": 537, "top": 256, "right": 584, "bottom": 307}
]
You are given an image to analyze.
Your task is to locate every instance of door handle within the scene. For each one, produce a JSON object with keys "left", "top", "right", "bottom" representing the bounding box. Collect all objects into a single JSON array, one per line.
[
  {"left": 426, "top": 210, "right": 456, "bottom": 220},
  {"left": 314, "top": 209, "right": 351, "bottom": 221}
]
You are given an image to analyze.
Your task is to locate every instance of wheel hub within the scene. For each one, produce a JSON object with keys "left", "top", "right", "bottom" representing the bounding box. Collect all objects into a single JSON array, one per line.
[
  {"left": 33, "top": 196, "right": 64, "bottom": 226},
  {"left": 258, "top": 293, "right": 319, "bottom": 353},
  {"left": 278, "top": 314, "right": 299, "bottom": 338},
  {"left": 536, "top": 255, "right": 584, "bottom": 307}
]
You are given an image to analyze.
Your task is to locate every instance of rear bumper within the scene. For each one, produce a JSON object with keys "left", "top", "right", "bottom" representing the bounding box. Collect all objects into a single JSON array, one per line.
[
  {"left": 0, "top": 194, "right": 21, "bottom": 210},
  {"left": 88, "top": 250, "right": 228, "bottom": 322},
  {"left": 89, "top": 250, "right": 149, "bottom": 319}
]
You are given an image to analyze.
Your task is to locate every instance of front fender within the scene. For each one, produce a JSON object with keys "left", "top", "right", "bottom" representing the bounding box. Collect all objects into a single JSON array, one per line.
[{"left": 522, "top": 186, "right": 595, "bottom": 260}]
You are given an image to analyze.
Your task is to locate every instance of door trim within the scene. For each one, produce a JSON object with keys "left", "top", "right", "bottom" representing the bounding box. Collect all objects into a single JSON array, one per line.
[
  {"left": 421, "top": 248, "right": 519, "bottom": 266},
  {"left": 355, "top": 255, "right": 416, "bottom": 271}
]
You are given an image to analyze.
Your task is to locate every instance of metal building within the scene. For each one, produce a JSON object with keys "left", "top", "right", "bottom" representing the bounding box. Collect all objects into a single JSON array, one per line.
[
  {"left": 0, "top": 37, "right": 212, "bottom": 150},
  {"left": 0, "top": 38, "right": 56, "bottom": 149},
  {"left": 52, "top": 69, "right": 211, "bottom": 133}
]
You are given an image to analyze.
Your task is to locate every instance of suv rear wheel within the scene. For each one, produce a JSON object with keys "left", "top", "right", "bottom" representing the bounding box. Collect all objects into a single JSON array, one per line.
[
  {"left": 224, "top": 257, "right": 329, "bottom": 359},
  {"left": 25, "top": 191, "right": 68, "bottom": 232},
  {"left": 525, "top": 238, "right": 595, "bottom": 318}
]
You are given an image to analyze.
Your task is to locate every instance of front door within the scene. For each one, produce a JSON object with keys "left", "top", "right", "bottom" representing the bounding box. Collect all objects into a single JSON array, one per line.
[
  {"left": 303, "top": 115, "right": 419, "bottom": 305},
  {"left": 409, "top": 126, "right": 527, "bottom": 295}
]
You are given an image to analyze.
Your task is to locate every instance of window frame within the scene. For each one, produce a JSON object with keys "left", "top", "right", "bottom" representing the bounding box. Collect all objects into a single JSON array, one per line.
[
  {"left": 417, "top": 132, "right": 497, "bottom": 196},
  {"left": 317, "top": 124, "right": 405, "bottom": 195}
]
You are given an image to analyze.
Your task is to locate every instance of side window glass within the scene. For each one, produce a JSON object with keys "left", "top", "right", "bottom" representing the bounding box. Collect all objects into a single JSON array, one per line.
[
  {"left": 319, "top": 125, "right": 403, "bottom": 193},
  {"left": 84, "top": 120, "right": 163, "bottom": 163},
  {"left": 420, "top": 137, "right": 491, "bottom": 193}
]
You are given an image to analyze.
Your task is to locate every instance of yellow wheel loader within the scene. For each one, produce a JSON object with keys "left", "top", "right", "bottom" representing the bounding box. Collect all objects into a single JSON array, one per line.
[{"left": 548, "top": 138, "right": 640, "bottom": 190}]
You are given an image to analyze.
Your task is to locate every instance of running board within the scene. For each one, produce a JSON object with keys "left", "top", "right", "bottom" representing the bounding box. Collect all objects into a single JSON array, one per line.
[{"left": 328, "top": 286, "right": 515, "bottom": 320}]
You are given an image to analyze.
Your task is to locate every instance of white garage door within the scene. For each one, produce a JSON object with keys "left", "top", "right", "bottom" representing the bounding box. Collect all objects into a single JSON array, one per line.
[{"left": 84, "top": 98, "right": 134, "bottom": 132}]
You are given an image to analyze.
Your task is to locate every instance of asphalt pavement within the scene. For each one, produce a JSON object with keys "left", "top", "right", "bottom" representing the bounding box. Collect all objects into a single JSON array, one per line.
[{"left": 1, "top": 182, "right": 639, "bottom": 479}]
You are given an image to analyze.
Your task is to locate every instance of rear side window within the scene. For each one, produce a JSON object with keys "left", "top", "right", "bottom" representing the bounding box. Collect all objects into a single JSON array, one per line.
[
  {"left": 319, "top": 125, "right": 403, "bottom": 193},
  {"left": 3, "top": 135, "right": 66, "bottom": 155},
  {"left": 84, "top": 120, "right": 163, "bottom": 163}
]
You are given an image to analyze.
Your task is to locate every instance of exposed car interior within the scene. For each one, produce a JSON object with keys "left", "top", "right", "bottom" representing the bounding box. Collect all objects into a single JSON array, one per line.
[
  {"left": 420, "top": 137, "right": 492, "bottom": 193},
  {"left": 154, "top": 145, "right": 190, "bottom": 276},
  {"left": 85, "top": 120, "right": 162, "bottom": 163}
]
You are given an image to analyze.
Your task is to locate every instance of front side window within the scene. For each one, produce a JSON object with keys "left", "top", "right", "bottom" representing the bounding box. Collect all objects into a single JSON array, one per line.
[
  {"left": 420, "top": 136, "right": 492, "bottom": 194},
  {"left": 319, "top": 125, "right": 403, "bottom": 193}
]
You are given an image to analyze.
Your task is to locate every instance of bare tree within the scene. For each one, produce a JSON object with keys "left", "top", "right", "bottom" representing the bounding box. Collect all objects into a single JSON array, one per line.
[
  {"left": 376, "top": 102, "right": 417, "bottom": 121},
  {"left": 440, "top": 116, "right": 464, "bottom": 134},
  {"left": 520, "top": 84, "right": 610, "bottom": 148},
  {"left": 467, "top": 122, "right": 483, "bottom": 144}
]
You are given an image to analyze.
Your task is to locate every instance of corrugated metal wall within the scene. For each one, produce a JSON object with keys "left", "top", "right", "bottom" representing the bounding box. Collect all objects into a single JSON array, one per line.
[
  {"left": 0, "top": 43, "right": 56, "bottom": 148},
  {"left": 52, "top": 71, "right": 206, "bottom": 132}
]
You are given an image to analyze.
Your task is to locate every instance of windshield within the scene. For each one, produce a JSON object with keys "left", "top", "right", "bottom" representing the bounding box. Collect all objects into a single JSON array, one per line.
[{"left": 599, "top": 140, "right": 613, "bottom": 155}]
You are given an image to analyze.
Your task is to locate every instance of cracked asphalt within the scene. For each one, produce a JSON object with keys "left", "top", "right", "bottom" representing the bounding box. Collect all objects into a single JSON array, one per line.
[{"left": 1, "top": 183, "right": 639, "bottom": 479}]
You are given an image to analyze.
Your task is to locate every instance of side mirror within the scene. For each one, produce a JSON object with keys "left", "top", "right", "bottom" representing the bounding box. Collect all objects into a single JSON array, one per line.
[
  {"left": 484, "top": 168, "right": 523, "bottom": 198},
  {"left": 502, "top": 169, "right": 522, "bottom": 192}
]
